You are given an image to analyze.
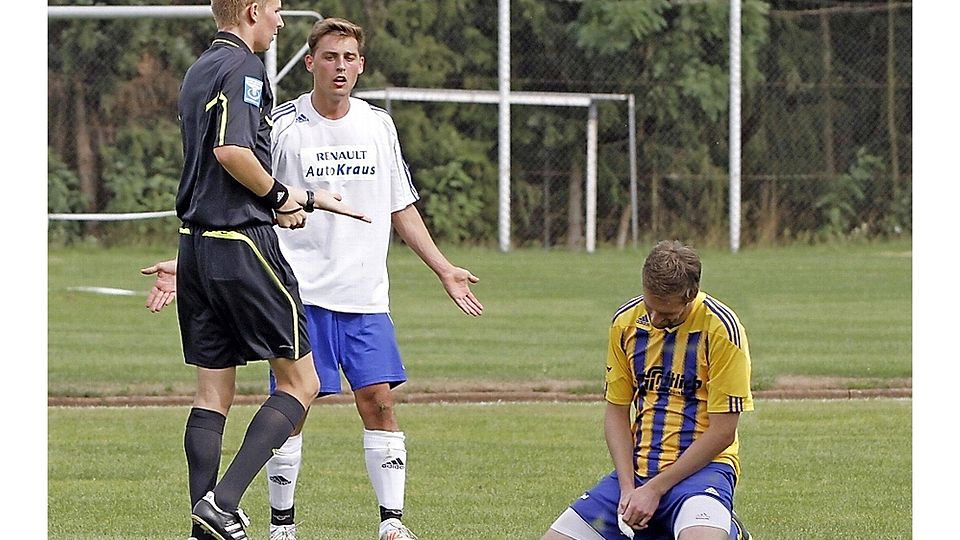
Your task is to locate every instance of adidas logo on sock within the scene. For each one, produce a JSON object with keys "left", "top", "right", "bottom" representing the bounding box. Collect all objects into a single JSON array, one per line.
[
  {"left": 381, "top": 458, "right": 405, "bottom": 470},
  {"left": 268, "top": 474, "right": 292, "bottom": 486}
]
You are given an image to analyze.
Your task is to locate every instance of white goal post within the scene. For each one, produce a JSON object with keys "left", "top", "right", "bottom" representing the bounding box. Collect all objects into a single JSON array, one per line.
[
  {"left": 47, "top": 4, "right": 638, "bottom": 253},
  {"left": 48, "top": 1, "right": 743, "bottom": 253},
  {"left": 353, "top": 87, "right": 639, "bottom": 253}
]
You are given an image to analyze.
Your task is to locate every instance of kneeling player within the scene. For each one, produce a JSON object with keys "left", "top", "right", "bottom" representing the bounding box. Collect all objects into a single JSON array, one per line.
[{"left": 542, "top": 241, "right": 754, "bottom": 540}]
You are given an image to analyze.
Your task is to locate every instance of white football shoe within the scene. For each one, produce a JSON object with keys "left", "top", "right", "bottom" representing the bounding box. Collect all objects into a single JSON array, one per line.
[
  {"left": 269, "top": 523, "right": 298, "bottom": 540},
  {"left": 378, "top": 518, "right": 419, "bottom": 540}
]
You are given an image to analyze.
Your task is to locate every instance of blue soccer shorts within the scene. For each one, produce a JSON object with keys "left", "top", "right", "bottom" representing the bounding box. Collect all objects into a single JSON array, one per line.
[
  {"left": 270, "top": 305, "right": 407, "bottom": 396},
  {"left": 569, "top": 463, "right": 740, "bottom": 540}
]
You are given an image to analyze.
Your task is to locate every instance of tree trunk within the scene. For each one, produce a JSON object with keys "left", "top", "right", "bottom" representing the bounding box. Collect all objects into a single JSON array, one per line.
[
  {"left": 48, "top": 76, "right": 68, "bottom": 158},
  {"left": 886, "top": 0, "right": 901, "bottom": 195},
  {"left": 820, "top": 12, "right": 836, "bottom": 179},
  {"left": 542, "top": 140, "right": 552, "bottom": 249},
  {"left": 651, "top": 171, "right": 660, "bottom": 238},
  {"left": 74, "top": 79, "right": 98, "bottom": 213},
  {"left": 566, "top": 151, "right": 583, "bottom": 250},
  {"left": 757, "top": 180, "right": 780, "bottom": 245},
  {"left": 616, "top": 204, "right": 630, "bottom": 250}
]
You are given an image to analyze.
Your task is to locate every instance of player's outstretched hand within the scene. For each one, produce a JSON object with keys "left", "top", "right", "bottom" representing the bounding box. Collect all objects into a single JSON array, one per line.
[
  {"left": 441, "top": 267, "right": 483, "bottom": 317},
  {"left": 140, "top": 258, "right": 177, "bottom": 313},
  {"left": 313, "top": 189, "right": 371, "bottom": 223}
]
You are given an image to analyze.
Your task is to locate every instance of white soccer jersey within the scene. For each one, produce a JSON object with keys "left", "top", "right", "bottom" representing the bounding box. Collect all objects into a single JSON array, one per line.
[{"left": 270, "top": 94, "right": 419, "bottom": 313}]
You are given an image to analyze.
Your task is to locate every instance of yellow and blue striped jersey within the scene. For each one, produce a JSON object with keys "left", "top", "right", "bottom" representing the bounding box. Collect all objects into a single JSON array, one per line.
[{"left": 604, "top": 291, "right": 753, "bottom": 478}]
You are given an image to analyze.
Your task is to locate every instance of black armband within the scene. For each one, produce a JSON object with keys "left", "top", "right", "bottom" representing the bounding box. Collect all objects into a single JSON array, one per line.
[
  {"left": 261, "top": 179, "right": 290, "bottom": 210},
  {"left": 304, "top": 190, "right": 315, "bottom": 213}
]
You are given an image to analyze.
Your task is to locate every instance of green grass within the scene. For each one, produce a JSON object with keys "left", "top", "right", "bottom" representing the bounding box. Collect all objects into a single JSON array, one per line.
[
  {"left": 48, "top": 398, "right": 911, "bottom": 539},
  {"left": 47, "top": 240, "right": 912, "bottom": 397},
  {"left": 47, "top": 241, "right": 913, "bottom": 536}
]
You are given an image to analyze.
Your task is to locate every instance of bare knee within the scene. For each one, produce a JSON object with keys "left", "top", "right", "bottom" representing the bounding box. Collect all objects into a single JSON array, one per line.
[
  {"left": 271, "top": 355, "right": 320, "bottom": 407},
  {"left": 356, "top": 386, "right": 398, "bottom": 431},
  {"left": 193, "top": 368, "right": 236, "bottom": 414}
]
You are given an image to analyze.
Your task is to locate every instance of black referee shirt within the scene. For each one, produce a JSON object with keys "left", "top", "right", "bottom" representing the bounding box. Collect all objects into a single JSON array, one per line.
[{"left": 176, "top": 31, "right": 275, "bottom": 229}]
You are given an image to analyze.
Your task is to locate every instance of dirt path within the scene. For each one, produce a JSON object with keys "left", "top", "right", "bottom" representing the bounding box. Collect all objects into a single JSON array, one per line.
[{"left": 48, "top": 376, "right": 911, "bottom": 407}]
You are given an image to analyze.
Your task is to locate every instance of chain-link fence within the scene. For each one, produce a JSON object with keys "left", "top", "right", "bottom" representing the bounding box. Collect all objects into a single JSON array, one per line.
[{"left": 48, "top": 0, "right": 911, "bottom": 249}]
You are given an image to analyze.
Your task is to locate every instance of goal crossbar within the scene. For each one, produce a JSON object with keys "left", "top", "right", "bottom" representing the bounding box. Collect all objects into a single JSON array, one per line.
[{"left": 354, "top": 87, "right": 638, "bottom": 252}]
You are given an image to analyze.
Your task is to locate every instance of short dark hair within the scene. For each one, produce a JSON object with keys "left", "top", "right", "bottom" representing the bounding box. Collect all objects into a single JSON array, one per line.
[
  {"left": 642, "top": 240, "right": 701, "bottom": 300},
  {"left": 308, "top": 17, "right": 365, "bottom": 55}
]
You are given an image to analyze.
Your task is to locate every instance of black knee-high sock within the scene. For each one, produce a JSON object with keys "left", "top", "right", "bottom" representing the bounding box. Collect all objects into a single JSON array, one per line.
[
  {"left": 213, "top": 392, "right": 305, "bottom": 511},
  {"left": 185, "top": 407, "right": 226, "bottom": 539}
]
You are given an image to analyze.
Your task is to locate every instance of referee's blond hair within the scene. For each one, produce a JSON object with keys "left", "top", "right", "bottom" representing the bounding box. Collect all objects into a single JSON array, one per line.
[{"left": 211, "top": 0, "right": 257, "bottom": 29}]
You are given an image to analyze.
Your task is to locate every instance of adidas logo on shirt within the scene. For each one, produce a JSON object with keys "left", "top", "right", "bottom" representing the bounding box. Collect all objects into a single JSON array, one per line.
[
  {"left": 381, "top": 458, "right": 405, "bottom": 470},
  {"left": 295, "top": 113, "right": 309, "bottom": 123}
]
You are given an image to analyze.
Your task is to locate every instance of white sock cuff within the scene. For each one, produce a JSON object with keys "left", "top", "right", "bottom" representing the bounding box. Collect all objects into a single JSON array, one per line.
[
  {"left": 278, "top": 433, "right": 303, "bottom": 455},
  {"left": 363, "top": 429, "right": 405, "bottom": 449}
]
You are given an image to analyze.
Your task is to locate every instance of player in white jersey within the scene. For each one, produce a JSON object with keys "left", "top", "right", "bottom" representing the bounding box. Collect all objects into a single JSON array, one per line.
[{"left": 263, "top": 17, "right": 484, "bottom": 540}]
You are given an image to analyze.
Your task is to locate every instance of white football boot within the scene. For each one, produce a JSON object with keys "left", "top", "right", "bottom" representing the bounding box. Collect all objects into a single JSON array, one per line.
[{"left": 378, "top": 518, "right": 419, "bottom": 540}]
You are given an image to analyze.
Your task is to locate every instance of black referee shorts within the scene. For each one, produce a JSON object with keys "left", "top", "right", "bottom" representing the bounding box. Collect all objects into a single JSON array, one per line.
[{"left": 176, "top": 223, "right": 311, "bottom": 368}]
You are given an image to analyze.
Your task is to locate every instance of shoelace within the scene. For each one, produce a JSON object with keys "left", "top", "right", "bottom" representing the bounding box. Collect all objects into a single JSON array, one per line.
[
  {"left": 269, "top": 521, "right": 303, "bottom": 540},
  {"left": 383, "top": 525, "right": 418, "bottom": 540}
]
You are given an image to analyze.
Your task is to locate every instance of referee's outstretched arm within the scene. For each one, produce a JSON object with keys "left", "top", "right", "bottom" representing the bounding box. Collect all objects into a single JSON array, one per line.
[{"left": 214, "top": 145, "right": 370, "bottom": 225}]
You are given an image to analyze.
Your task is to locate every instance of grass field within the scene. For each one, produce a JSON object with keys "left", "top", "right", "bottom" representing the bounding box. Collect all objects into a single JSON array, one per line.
[
  {"left": 48, "top": 398, "right": 911, "bottom": 539},
  {"left": 47, "top": 240, "right": 912, "bottom": 398},
  {"left": 47, "top": 240, "right": 913, "bottom": 538}
]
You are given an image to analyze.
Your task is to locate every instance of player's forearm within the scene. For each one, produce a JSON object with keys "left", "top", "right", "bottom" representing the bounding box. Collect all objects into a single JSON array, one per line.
[
  {"left": 392, "top": 205, "right": 455, "bottom": 277},
  {"left": 604, "top": 402, "right": 637, "bottom": 493},
  {"left": 642, "top": 413, "right": 739, "bottom": 497}
]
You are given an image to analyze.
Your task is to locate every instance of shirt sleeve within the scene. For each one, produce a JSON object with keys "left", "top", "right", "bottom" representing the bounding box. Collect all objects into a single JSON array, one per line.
[
  {"left": 706, "top": 326, "right": 754, "bottom": 414},
  {"left": 604, "top": 322, "right": 635, "bottom": 406},
  {"left": 384, "top": 115, "right": 419, "bottom": 212},
  {"left": 217, "top": 56, "right": 266, "bottom": 150}
]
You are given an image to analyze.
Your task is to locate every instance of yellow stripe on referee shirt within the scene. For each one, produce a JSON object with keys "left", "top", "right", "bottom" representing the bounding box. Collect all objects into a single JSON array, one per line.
[{"left": 205, "top": 92, "right": 229, "bottom": 146}]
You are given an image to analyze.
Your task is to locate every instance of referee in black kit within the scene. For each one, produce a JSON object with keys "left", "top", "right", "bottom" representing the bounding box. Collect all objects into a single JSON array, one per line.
[{"left": 145, "top": 2, "right": 369, "bottom": 539}]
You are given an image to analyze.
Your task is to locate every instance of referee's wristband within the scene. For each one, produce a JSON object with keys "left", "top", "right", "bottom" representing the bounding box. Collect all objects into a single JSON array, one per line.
[
  {"left": 261, "top": 179, "right": 290, "bottom": 210},
  {"left": 304, "top": 190, "right": 315, "bottom": 213}
]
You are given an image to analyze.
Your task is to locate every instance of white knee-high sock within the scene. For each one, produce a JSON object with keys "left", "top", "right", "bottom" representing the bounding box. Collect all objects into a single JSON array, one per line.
[
  {"left": 364, "top": 429, "right": 406, "bottom": 513},
  {"left": 266, "top": 433, "right": 303, "bottom": 515}
]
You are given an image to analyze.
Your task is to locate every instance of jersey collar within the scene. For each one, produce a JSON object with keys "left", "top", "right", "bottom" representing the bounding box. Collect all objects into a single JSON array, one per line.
[{"left": 211, "top": 31, "right": 251, "bottom": 54}]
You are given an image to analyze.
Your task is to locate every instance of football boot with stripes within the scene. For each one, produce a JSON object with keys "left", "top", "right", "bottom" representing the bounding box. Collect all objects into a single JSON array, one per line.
[{"left": 191, "top": 491, "right": 251, "bottom": 540}]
